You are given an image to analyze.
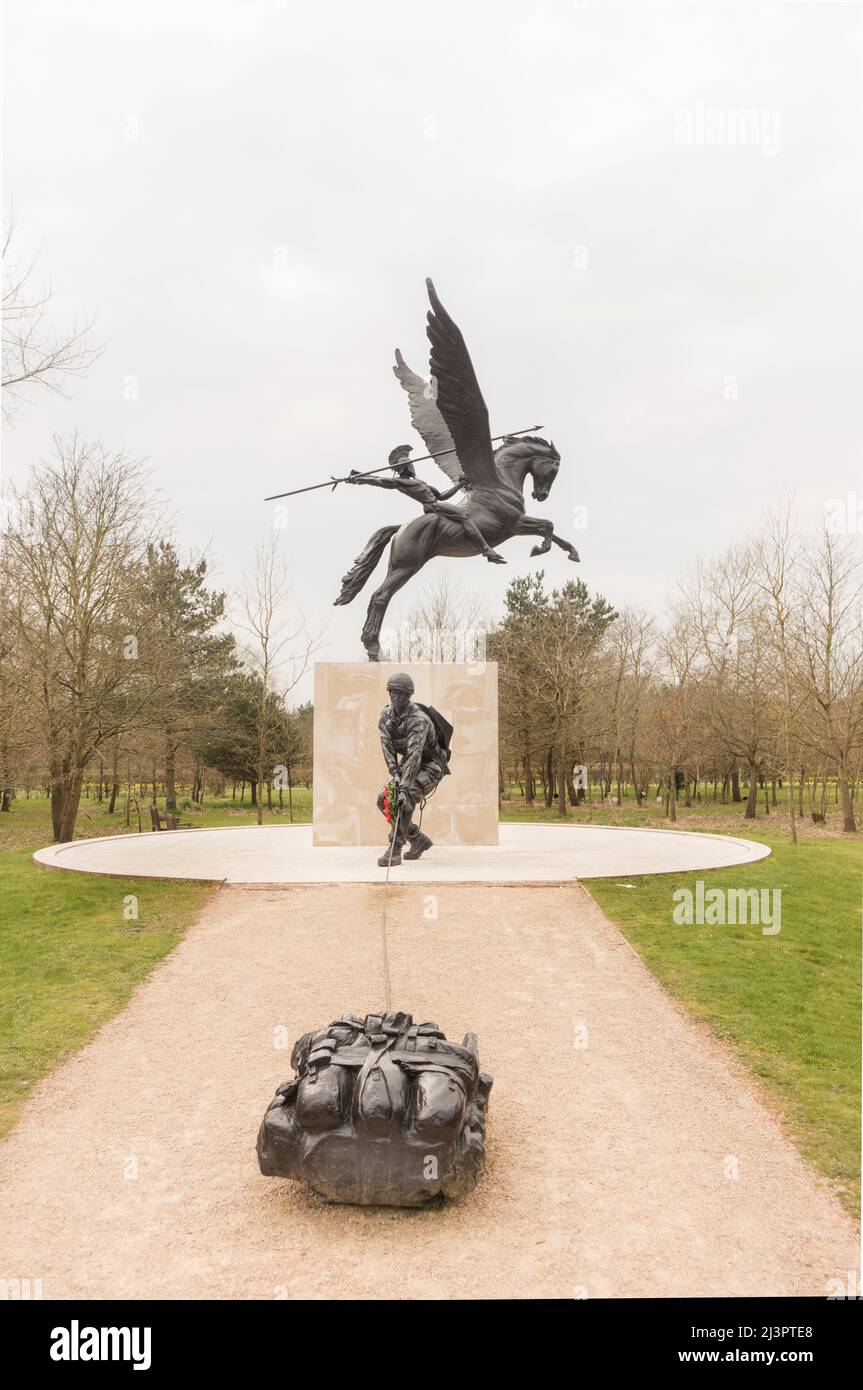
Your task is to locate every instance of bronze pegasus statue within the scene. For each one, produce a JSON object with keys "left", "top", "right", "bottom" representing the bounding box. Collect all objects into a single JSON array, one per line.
[{"left": 335, "top": 278, "right": 579, "bottom": 660}]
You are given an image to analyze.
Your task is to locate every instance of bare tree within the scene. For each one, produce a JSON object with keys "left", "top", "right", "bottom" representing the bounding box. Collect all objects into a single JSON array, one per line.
[
  {"left": 391, "top": 576, "right": 489, "bottom": 663},
  {"left": 1, "top": 435, "right": 161, "bottom": 840},
  {"left": 0, "top": 586, "right": 29, "bottom": 812},
  {"left": 606, "top": 608, "right": 656, "bottom": 805},
  {"left": 677, "top": 545, "right": 774, "bottom": 819},
  {"left": 235, "top": 538, "right": 321, "bottom": 825},
  {"left": 754, "top": 505, "right": 804, "bottom": 842},
  {"left": 2, "top": 214, "right": 103, "bottom": 423},
  {"left": 796, "top": 525, "right": 863, "bottom": 833},
  {"left": 652, "top": 617, "right": 699, "bottom": 821}
]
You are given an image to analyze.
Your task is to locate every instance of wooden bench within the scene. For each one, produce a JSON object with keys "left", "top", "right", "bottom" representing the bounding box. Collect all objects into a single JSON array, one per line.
[{"left": 149, "top": 806, "right": 189, "bottom": 831}]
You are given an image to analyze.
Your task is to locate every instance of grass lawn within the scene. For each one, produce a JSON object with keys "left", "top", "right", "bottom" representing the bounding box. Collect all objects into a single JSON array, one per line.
[
  {"left": 499, "top": 785, "right": 855, "bottom": 838},
  {"left": 0, "top": 788, "right": 313, "bottom": 851},
  {"left": 587, "top": 833, "right": 861, "bottom": 1216},
  {"left": 0, "top": 789, "right": 312, "bottom": 850},
  {"left": 0, "top": 845, "right": 214, "bottom": 1138},
  {"left": 0, "top": 792, "right": 305, "bottom": 1139}
]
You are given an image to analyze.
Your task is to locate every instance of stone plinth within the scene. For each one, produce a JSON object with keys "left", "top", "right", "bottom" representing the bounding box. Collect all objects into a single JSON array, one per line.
[{"left": 312, "top": 662, "right": 499, "bottom": 846}]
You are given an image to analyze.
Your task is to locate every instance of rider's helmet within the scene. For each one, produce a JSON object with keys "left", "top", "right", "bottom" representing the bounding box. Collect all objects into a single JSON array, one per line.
[{"left": 388, "top": 444, "right": 416, "bottom": 478}]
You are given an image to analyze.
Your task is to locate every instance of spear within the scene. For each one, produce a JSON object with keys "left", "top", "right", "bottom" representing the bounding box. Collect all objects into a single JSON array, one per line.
[{"left": 263, "top": 425, "right": 544, "bottom": 501}]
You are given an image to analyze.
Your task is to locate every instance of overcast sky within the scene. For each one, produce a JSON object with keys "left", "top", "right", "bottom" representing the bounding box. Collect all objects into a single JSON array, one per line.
[{"left": 4, "top": 0, "right": 862, "bottom": 684}]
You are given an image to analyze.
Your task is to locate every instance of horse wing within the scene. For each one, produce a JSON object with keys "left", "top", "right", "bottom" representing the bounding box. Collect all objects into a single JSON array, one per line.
[
  {"left": 392, "top": 349, "right": 462, "bottom": 485},
  {"left": 424, "top": 277, "right": 499, "bottom": 490}
]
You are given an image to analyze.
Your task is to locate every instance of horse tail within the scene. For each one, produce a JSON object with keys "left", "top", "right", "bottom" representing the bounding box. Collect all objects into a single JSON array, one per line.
[{"left": 333, "top": 524, "right": 400, "bottom": 606}]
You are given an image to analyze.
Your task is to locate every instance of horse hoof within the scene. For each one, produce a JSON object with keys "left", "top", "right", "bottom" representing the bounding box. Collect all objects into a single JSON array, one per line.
[
  {"left": 530, "top": 545, "right": 547, "bottom": 558},
  {"left": 569, "top": 551, "right": 580, "bottom": 562},
  {"left": 486, "top": 553, "right": 507, "bottom": 564}
]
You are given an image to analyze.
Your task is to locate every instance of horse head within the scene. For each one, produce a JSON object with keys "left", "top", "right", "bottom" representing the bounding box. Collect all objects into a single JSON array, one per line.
[{"left": 494, "top": 435, "right": 561, "bottom": 501}]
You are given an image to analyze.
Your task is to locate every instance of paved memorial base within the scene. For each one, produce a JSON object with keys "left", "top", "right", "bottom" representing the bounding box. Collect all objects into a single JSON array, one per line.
[
  {"left": 0, "top": 883, "right": 855, "bottom": 1299},
  {"left": 34, "top": 821, "right": 771, "bottom": 883}
]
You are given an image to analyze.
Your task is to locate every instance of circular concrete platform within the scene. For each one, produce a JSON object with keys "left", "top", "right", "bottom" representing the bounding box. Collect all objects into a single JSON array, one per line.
[{"left": 33, "top": 822, "right": 770, "bottom": 884}]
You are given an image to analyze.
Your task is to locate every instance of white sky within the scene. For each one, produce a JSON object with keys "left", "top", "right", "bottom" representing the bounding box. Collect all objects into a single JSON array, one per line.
[{"left": 4, "top": 0, "right": 862, "bottom": 687}]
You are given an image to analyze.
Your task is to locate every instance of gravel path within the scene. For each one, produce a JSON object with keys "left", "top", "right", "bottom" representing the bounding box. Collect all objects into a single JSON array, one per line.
[{"left": 0, "top": 884, "right": 857, "bottom": 1299}]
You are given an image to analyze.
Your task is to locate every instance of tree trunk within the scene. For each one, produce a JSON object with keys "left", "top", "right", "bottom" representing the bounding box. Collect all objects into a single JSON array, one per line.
[
  {"left": 630, "top": 748, "right": 642, "bottom": 806},
  {"left": 164, "top": 732, "right": 177, "bottom": 813},
  {"left": 744, "top": 762, "right": 758, "bottom": 819},
  {"left": 57, "top": 769, "right": 83, "bottom": 842},
  {"left": 544, "top": 748, "right": 554, "bottom": 808},
  {"left": 786, "top": 766, "right": 796, "bottom": 845},
  {"left": 567, "top": 766, "right": 579, "bottom": 807},
  {"left": 107, "top": 742, "right": 119, "bottom": 815},
  {"left": 731, "top": 766, "right": 742, "bottom": 803},
  {"left": 524, "top": 746, "right": 534, "bottom": 806},
  {"left": 838, "top": 760, "right": 857, "bottom": 833},
  {"left": 556, "top": 741, "right": 568, "bottom": 818},
  {"left": 50, "top": 760, "right": 64, "bottom": 839},
  {"left": 0, "top": 735, "right": 11, "bottom": 812}
]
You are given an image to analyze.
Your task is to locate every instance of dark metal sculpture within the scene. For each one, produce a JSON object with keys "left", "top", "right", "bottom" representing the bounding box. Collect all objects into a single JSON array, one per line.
[
  {"left": 376, "top": 671, "right": 451, "bottom": 867},
  {"left": 333, "top": 278, "right": 580, "bottom": 659},
  {"left": 347, "top": 445, "right": 507, "bottom": 563},
  {"left": 264, "top": 426, "right": 545, "bottom": 502},
  {"left": 257, "top": 1011, "right": 493, "bottom": 1206}
]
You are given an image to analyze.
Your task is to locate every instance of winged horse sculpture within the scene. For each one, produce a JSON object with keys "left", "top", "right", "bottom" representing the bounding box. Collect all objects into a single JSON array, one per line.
[{"left": 334, "top": 278, "right": 580, "bottom": 660}]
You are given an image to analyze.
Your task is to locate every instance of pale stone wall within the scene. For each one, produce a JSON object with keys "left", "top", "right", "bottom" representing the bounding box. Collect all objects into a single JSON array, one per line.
[{"left": 312, "top": 662, "right": 499, "bottom": 846}]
